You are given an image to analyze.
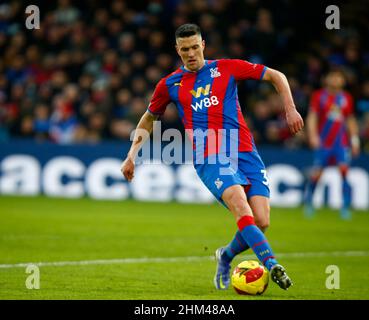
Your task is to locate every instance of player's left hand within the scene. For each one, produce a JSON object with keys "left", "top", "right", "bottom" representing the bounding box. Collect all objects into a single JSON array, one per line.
[
  {"left": 351, "top": 144, "right": 360, "bottom": 158},
  {"left": 286, "top": 108, "right": 304, "bottom": 134}
]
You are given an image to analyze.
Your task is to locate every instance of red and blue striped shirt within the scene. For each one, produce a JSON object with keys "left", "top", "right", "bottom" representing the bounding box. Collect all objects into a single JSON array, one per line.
[
  {"left": 148, "top": 59, "right": 266, "bottom": 157},
  {"left": 310, "top": 88, "right": 353, "bottom": 148}
]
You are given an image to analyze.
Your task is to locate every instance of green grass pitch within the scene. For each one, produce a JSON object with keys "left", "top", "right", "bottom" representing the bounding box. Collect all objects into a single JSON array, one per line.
[{"left": 0, "top": 196, "right": 369, "bottom": 300}]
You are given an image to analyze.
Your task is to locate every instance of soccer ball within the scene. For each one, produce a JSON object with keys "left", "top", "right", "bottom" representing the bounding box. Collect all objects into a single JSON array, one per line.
[{"left": 231, "top": 260, "right": 269, "bottom": 295}]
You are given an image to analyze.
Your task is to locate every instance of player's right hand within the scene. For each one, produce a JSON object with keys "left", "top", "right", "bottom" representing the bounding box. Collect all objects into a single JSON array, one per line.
[
  {"left": 351, "top": 144, "right": 360, "bottom": 158},
  {"left": 121, "top": 157, "right": 135, "bottom": 182}
]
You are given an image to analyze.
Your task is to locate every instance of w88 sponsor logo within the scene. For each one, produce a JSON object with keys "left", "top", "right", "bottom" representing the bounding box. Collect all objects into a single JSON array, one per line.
[{"left": 191, "top": 96, "right": 219, "bottom": 111}]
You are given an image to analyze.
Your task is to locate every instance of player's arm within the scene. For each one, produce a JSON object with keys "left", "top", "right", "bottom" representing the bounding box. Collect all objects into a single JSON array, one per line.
[
  {"left": 121, "top": 78, "right": 170, "bottom": 181},
  {"left": 262, "top": 68, "right": 304, "bottom": 134},
  {"left": 121, "top": 111, "right": 158, "bottom": 182},
  {"left": 347, "top": 115, "right": 360, "bottom": 157},
  {"left": 306, "top": 110, "right": 320, "bottom": 149}
]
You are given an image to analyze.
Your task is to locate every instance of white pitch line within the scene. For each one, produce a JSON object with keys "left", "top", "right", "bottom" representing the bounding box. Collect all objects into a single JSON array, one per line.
[
  {"left": 0, "top": 250, "right": 368, "bottom": 269},
  {"left": 0, "top": 256, "right": 212, "bottom": 269}
]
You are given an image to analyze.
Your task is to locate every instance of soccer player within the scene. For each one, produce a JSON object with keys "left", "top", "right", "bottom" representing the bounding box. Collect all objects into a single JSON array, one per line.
[
  {"left": 305, "top": 70, "right": 360, "bottom": 219},
  {"left": 121, "top": 24, "right": 304, "bottom": 290}
]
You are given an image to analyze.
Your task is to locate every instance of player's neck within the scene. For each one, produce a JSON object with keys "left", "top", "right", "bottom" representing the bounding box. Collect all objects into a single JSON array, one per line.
[
  {"left": 326, "top": 87, "right": 342, "bottom": 95},
  {"left": 184, "top": 60, "right": 206, "bottom": 72}
]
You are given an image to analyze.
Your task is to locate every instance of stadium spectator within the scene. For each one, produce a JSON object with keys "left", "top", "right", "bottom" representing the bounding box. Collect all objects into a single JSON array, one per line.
[
  {"left": 33, "top": 103, "right": 51, "bottom": 141},
  {"left": 49, "top": 94, "right": 78, "bottom": 144}
]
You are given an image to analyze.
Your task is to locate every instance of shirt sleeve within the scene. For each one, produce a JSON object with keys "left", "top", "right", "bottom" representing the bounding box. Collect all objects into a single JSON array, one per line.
[
  {"left": 223, "top": 59, "right": 267, "bottom": 81},
  {"left": 309, "top": 91, "right": 320, "bottom": 113},
  {"left": 147, "top": 78, "right": 171, "bottom": 116},
  {"left": 344, "top": 92, "right": 354, "bottom": 116}
]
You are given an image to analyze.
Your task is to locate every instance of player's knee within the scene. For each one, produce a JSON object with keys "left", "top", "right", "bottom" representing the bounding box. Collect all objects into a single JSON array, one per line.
[
  {"left": 254, "top": 211, "right": 270, "bottom": 229},
  {"left": 255, "top": 218, "right": 270, "bottom": 230},
  {"left": 252, "top": 200, "right": 270, "bottom": 229}
]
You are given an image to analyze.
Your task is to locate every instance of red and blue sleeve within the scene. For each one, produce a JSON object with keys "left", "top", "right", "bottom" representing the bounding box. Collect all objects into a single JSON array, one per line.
[
  {"left": 309, "top": 90, "right": 321, "bottom": 113},
  {"left": 344, "top": 92, "right": 354, "bottom": 116},
  {"left": 223, "top": 59, "right": 266, "bottom": 81},
  {"left": 147, "top": 78, "right": 171, "bottom": 116}
]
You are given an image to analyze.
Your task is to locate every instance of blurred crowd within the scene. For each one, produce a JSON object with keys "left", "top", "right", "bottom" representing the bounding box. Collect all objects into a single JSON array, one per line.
[{"left": 0, "top": 0, "right": 369, "bottom": 152}]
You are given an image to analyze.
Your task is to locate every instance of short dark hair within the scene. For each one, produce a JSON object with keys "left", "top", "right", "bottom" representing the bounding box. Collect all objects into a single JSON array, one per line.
[
  {"left": 327, "top": 68, "right": 346, "bottom": 79},
  {"left": 175, "top": 23, "right": 201, "bottom": 39}
]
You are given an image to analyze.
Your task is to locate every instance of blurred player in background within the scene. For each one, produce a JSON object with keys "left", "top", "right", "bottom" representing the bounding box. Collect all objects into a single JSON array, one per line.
[
  {"left": 121, "top": 24, "right": 304, "bottom": 291},
  {"left": 305, "top": 70, "right": 360, "bottom": 219}
]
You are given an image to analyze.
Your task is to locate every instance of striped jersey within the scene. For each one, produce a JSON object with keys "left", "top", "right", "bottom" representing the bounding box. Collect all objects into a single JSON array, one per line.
[
  {"left": 310, "top": 89, "right": 353, "bottom": 148},
  {"left": 147, "top": 59, "right": 266, "bottom": 157}
]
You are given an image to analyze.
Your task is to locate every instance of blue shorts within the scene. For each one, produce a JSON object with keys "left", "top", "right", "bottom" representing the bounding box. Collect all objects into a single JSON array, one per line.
[
  {"left": 194, "top": 149, "right": 270, "bottom": 207},
  {"left": 313, "top": 146, "right": 351, "bottom": 168}
]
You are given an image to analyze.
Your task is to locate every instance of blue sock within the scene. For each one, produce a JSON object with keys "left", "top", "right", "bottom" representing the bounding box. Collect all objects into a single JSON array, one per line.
[
  {"left": 305, "top": 178, "right": 318, "bottom": 206},
  {"left": 342, "top": 177, "right": 351, "bottom": 209},
  {"left": 221, "top": 230, "right": 249, "bottom": 263},
  {"left": 237, "top": 215, "right": 278, "bottom": 271}
]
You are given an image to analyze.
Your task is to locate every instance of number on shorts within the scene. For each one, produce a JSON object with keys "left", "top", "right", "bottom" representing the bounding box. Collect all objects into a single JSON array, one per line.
[{"left": 261, "top": 169, "right": 269, "bottom": 186}]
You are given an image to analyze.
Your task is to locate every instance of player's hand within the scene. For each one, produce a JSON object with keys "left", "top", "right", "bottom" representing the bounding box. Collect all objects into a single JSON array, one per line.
[
  {"left": 286, "top": 108, "right": 304, "bottom": 135},
  {"left": 309, "top": 134, "right": 320, "bottom": 149},
  {"left": 121, "top": 156, "right": 135, "bottom": 182},
  {"left": 351, "top": 144, "right": 360, "bottom": 158}
]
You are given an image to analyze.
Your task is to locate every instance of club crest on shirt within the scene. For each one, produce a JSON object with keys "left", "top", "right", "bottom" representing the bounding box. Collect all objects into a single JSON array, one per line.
[
  {"left": 328, "top": 103, "right": 343, "bottom": 121},
  {"left": 214, "top": 178, "right": 223, "bottom": 189},
  {"left": 210, "top": 67, "right": 221, "bottom": 78}
]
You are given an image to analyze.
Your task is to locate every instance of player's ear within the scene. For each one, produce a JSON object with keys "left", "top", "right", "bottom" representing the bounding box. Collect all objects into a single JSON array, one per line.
[{"left": 202, "top": 39, "right": 205, "bottom": 50}]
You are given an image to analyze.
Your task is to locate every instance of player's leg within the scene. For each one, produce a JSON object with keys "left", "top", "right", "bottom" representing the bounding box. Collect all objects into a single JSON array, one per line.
[
  {"left": 193, "top": 156, "right": 250, "bottom": 290},
  {"left": 218, "top": 148, "right": 285, "bottom": 288},
  {"left": 305, "top": 148, "right": 328, "bottom": 217},
  {"left": 218, "top": 149, "right": 271, "bottom": 265},
  {"left": 222, "top": 185, "right": 292, "bottom": 290},
  {"left": 219, "top": 195, "right": 269, "bottom": 265},
  {"left": 337, "top": 147, "right": 352, "bottom": 220},
  {"left": 304, "top": 166, "right": 323, "bottom": 216},
  {"left": 220, "top": 193, "right": 270, "bottom": 265},
  {"left": 248, "top": 194, "right": 294, "bottom": 290},
  {"left": 339, "top": 164, "right": 351, "bottom": 219},
  {"left": 213, "top": 184, "right": 250, "bottom": 290},
  {"left": 248, "top": 195, "right": 270, "bottom": 230}
]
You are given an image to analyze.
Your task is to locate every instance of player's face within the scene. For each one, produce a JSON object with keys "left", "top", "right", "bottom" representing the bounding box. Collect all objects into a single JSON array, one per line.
[
  {"left": 176, "top": 34, "right": 205, "bottom": 72},
  {"left": 326, "top": 72, "right": 345, "bottom": 91}
]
